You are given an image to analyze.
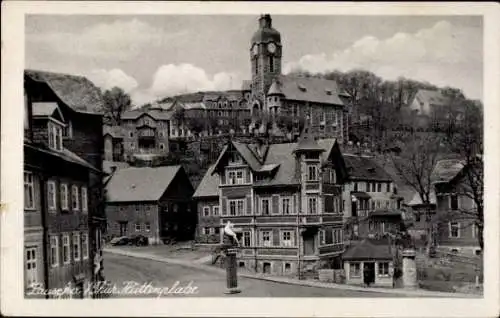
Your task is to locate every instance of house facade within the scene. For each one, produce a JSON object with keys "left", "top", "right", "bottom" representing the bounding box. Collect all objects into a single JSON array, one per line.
[
  {"left": 105, "top": 166, "right": 195, "bottom": 244},
  {"left": 24, "top": 70, "right": 105, "bottom": 297},
  {"left": 193, "top": 165, "right": 221, "bottom": 244},
  {"left": 103, "top": 108, "right": 171, "bottom": 162},
  {"left": 201, "top": 133, "right": 349, "bottom": 277},
  {"left": 434, "top": 161, "right": 482, "bottom": 256},
  {"left": 341, "top": 154, "right": 403, "bottom": 240}
]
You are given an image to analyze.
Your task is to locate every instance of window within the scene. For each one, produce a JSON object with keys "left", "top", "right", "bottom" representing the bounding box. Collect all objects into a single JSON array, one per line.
[
  {"left": 203, "top": 227, "right": 210, "bottom": 235},
  {"left": 281, "top": 197, "right": 293, "bottom": 215},
  {"left": 48, "top": 122, "right": 63, "bottom": 151},
  {"left": 319, "top": 230, "right": 325, "bottom": 245},
  {"left": 333, "top": 229, "right": 343, "bottom": 244},
  {"left": 215, "top": 227, "right": 220, "bottom": 235},
  {"left": 229, "top": 152, "right": 242, "bottom": 165},
  {"left": 129, "top": 131, "right": 134, "bottom": 137},
  {"left": 229, "top": 199, "right": 245, "bottom": 216},
  {"left": 281, "top": 231, "right": 293, "bottom": 247},
  {"left": 354, "top": 182, "right": 358, "bottom": 192},
  {"left": 62, "top": 234, "right": 70, "bottom": 264},
  {"left": 130, "top": 142, "right": 135, "bottom": 149},
  {"left": 269, "top": 56, "right": 274, "bottom": 72},
  {"left": 203, "top": 206, "right": 210, "bottom": 217},
  {"left": 212, "top": 206, "right": 219, "bottom": 216},
  {"left": 81, "top": 187, "right": 88, "bottom": 213},
  {"left": 377, "top": 183, "right": 382, "bottom": 192},
  {"left": 82, "top": 233, "right": 89, "bottom": 260},
  {"left": 242, "top": 231, "right": 251, "bottom": 247},
  {"left": 47, "top": 180, "right": 56, "bottom": 211},
  {"left": 261, "top": 198, "right": 271, "bottom": 215},
  {"left": 145, "top": 223, "right": 151, "bottom": 232},
  {"left": 25, "top": 247, "right": 38, "bottom": 286},
  {"left": 284, "top": 263, "right": 292, "bottom": 274},
  {"left": 350, "top": 263, "right": 361, "bottom": 277},
  {"left": 378, "top": 262, "right": 390, "bottom": 276},
  {"left": 260, "top": 230, "right": 272, "bottom": 247},
  {"left": 71, "top": 185, "right": 79, "bottom": 211},
  {"left": 308, "top": 197, "right": 317, "bottom": 214},
  {"left": 307, "top": 165, "right": 318, "bottom": 181},
  {"left": 449, "top": 222, "right": 460, "bottom": 238},
  {"left": 330, "top": 169, "right": 336, "bottom": 184},
  {"left": 450, "top": 194, "right": 459, "bottom": 210},
  {"left": 24, "top": 172, "right": 35, "bottom": 209},
  {"left": 135, "top": 223, "right": 141, "bottom": 232},
  {"left": 236, "top": 170, "right": 244, "bottom": 184},
  {"left": 159, "top": 143, "right": 165, "bottom": 150},
  {"left": 386, "top": 183, "right": 391, "bottom": 193},
  {"left": 50, "top": 236, "right": 60, "bottom": 267},
  {"left": 73, "top": 233, "right": 81, "bottom": 261}
]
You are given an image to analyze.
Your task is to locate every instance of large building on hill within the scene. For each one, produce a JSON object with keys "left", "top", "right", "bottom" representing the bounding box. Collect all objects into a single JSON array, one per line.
[
  {"left": 244, "top": 14, "right": 349, "bottom": 142},
  {"left": 193, "top": 132, "right": 350, "bottom": 277},
  {"left": 24, "top": 70, "right": 105, "bottom": 297}
]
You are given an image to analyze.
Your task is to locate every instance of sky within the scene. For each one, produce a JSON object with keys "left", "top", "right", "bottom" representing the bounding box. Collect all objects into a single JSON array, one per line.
[{"left": 26, "top": 14, "right": 483, "bottom": 105}]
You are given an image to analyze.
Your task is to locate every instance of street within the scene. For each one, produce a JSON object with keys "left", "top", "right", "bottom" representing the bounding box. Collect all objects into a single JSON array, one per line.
[{"left": 103, "top": 252, "right": 408, "bottom": 297}]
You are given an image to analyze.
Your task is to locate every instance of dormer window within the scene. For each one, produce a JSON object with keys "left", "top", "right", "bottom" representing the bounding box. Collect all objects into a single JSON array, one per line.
[
  {"left": 325, "top": 89, "right": 332, "bottom": 95},
  {"left": 298, "top": 84, "right": 306, "bottom": 92},
  {"left": 48, "top": 122, "right": 63, "bottom": 151},
  {"left": 63, "top": 121, "right": 73, "bottom": 139}
]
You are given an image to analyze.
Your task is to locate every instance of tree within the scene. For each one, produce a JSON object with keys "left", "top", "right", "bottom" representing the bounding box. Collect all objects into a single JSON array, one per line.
[
  {"left": 385, "top": 133, "right": 442, "bottom": 253},
  {"left": 101, "top": 87, "right": 132, "bottom": 125},
  {"left": 442, "top": 99, "right": 484, "bottom": 249},
  {"left": 185, "top": 117, "right": 206, "bottom": 137}
]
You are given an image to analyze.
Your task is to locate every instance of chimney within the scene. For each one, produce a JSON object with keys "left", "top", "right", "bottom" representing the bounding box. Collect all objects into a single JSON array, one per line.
[{"left": 259, "top": 14, "right": 272, "bottom": 28}]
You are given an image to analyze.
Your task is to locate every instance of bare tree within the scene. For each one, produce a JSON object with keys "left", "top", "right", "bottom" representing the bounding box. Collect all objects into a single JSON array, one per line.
[
  {"left": 386, "top": 133, "right": 442, "bottom": 253},
  {"left": 101, "top": 87, "right": 132, "bottom": 125}
]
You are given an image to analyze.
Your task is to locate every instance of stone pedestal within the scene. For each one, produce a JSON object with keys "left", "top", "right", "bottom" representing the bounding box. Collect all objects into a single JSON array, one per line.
[
  {"left": 402, "top": 249, "right": 417, "bottom": 289},
  {"left": 224, "top": 248, "right": 241, "bottom": 294}
]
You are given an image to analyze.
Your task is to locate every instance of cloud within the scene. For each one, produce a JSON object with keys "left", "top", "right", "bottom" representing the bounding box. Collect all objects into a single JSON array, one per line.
[
  {"left": 87, "top": 69, "right": 138, "bottom": 93},
  {"left": 284, "top": 20, "right": 482, "bottom": 99},
  {"left": 27, "top": 18, "right": 186, "bottom": 59},
  {"left": 88, "top": 64, "right": 243, "bottom": 106},
  {"left": 149, "top": 63, "right": 242, "bottom": 97}
]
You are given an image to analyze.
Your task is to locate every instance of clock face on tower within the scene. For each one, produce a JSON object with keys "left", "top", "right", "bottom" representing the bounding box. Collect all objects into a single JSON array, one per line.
[
  {"left": 252, "top": 45, "right": 259, "bottom": 56},
  {"left": 267, "top": 42, "right": 276, "bottom": 54}
]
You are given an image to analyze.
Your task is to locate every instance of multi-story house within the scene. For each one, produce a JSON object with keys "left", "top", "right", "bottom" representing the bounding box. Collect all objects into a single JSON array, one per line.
[
  {"left": 103, "top": 108, "right": 171, "bottom": 163},
  {"left": 434, "top": 160, "right": 482, "bottom": 256},
  {"left": 105, "top": 165, "right": 196, "bottom": 243},
  {"left": 203, "top": 133, "right": 349, "bottom": 277},
  {"left": 24, "top": 70, "right": 104, "bottom": 297},
  {"left": 341, "top": 154, "right": 403, "bottom": 240},
  {"left": 193, "top": 164, "right": 221, "bottom": 244}
]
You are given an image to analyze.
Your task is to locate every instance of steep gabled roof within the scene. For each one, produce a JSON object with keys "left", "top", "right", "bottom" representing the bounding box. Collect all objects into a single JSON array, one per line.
[
  {"left": 32, "top": 102, "right": 65, "bottom": 123},
  {"left": 272, "top": 75, "right": 345, "bottom": 106},
  {"left": 25, "top": 69, "right": 104, "bottom": 114},
  {"left": 210, "top": 138, "right": 340, "bottom": 187},
  {"left": 193, "top": 164, "right": 219, "bottom": 198},
  {"left": 105, "top": 165, "right": 183, "bottom": 202},
  {"left": 121, "top": 109, "right": 171, "bottom": 121},
  {"left": 431, "top": 159, "right": 465, "bottom": 184}
]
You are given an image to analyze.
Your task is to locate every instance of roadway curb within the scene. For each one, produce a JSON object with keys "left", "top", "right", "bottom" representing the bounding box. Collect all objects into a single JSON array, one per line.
[{"left": 103, "top": 248, "right": 479, "bottom": 298}]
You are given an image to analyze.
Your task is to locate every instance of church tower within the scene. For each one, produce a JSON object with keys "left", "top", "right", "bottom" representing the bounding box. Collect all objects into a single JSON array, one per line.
[{"left": 249, "top": 14, "right": 282, "bottom": 113}]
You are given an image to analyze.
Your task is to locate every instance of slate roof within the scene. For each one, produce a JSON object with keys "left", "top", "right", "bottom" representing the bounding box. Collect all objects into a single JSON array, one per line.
[
  {"left": 25, "top": 70, "right": 104, "bottom": 114},
  {"left": 193, "top": 164, "right": 219, "bottom": 198},
  {"left": 272, "top": 75, "right": 345, "bottom": 106},
  {"left": 209, "top": 138, "right": 338, "bottom": 187},
  {"left": 105, "top": 165, "right": 182, "bottom": 202},
  {"left": 25, "top": 143, "right": 100, "bottom": 173},
  {"left": 343, "top": 238, "right": 393, "bottom": 261},
  {"left": 343, "top": 154, "right": 392, "bottom": 182},
  {"left": 431, "top": 159, "right": 465, "bottom": 183}
]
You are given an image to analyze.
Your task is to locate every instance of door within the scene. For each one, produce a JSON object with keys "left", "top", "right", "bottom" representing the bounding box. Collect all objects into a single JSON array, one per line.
[
  {"left": 119, "top": 221, "right": 128, "bottom": 237},
  {"left": 363, "top": 262, "right": 375, "bottom": 286},
  {"left": 303, "top": 234, "right": 316, "bottom": 256},
  {"left": 263, "top": 262, "right": 271, "bottom": 274}
]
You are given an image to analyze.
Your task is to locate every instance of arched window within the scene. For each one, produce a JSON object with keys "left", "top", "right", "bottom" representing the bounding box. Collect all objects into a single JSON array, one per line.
[{"left": 269, "top": 56, "right": 274, "bottom": 73}]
